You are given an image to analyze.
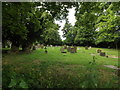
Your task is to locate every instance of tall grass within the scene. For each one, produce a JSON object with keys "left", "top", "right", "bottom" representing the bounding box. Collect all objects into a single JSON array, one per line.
[{"left": 2, "top": 47, "right": 119, "bottom": 88}]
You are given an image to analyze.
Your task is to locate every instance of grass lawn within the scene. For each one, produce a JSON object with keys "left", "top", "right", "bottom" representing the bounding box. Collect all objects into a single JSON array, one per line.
[{"left": 2, "top": 47, "right": 120, "bottom": 88}]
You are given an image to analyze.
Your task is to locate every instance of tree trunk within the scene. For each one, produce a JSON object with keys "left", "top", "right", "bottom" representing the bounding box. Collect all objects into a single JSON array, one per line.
[
  {"left": 11, "top": 45, "right": 19, "bottom": 53},
  {"left": 11, "top": 43, "right": 19, "bottom": 53},
  {"left": 22, "top": 43, "right": 33, "bottom": 53},
  {"left": 2, "top": 42, "right": 5, "bottom": 48}
]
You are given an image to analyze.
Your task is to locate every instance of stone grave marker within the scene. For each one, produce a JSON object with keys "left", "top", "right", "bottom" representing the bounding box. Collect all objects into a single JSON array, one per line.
[
  {"left": 77, "top": 48, "right": 80, "bottom": 50},
  {"left": 32, "top": 45, "right": 36, "bottom": 50},
  {"left": 97, "top": 49, "right": 102, "bottom": 53},
  {"left": 44, "top": 47, "right": 48, "bottom": 53},
  {"left": 60, "top": 47, "right": 66, "bottom": 53},
  {"left": 67, "top": 46, "right": 71, "bottom": 52},
  {"left": 89, "top": 46, "right": 92, "bottom": 49},
  {"left": 64, "top": 45, "right": 67, "bottom": 49},
  {"left": 74, "top": 46, "right": 77, "bottom": 53},
  {"left": 104, "top": 65, "right": 120, "bottom": 70},
  {"left": 70, "top": 47, "right": 75, "bottom": 53},
  {"left": 41, "top": 44, "right": 44, "bottom": 49},
  {"left": 37, "top": 44, "right": 40, "bottom": 48},
  {"left": 100, "top": 52, "right": 106, "bottom": 56}
]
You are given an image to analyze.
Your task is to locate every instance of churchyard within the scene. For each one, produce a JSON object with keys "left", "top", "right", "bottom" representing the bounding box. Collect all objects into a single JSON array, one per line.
[
  {"left": 2, "top": 2, "right": 120, "bottom": 89},
  {"left": 2, "top": 46, "right": 120, "bottom": 88}
]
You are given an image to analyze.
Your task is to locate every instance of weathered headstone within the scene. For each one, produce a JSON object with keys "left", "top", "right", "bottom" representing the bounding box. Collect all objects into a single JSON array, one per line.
[
  {"left": 67, "top": 46, "right": 71, "bottom": 52},
  {"left": 97, "top": 49, "right": 102, "bottom": 53},
  {"left": 32, "top": 45, "right": 36, "bottom": 50},
  {"left": 60, "top": 47, "right": 66, "bottom": 53},
  {"left": 44, "top": 47, "right": 48, "bottom": 53},
  {"left": 37, "top": 44, "right": 40, "bottom": 48},
  {"left": 89, "top": 46, "right": 92, "bottom": 49},
  {"left": 41, "top": 44, "right": 44, "bottom": 49},
  {"left": 74, "top": 46, "right": 77, "bottom": 53},
  {"left": 64, "top": 45, "right": 67, "bottom": 49},
  {"left": 70, "top": 47, "right": 75, "bottom": 53},
  {"left": 100, "top": 52, "right": 106, "bottom": 56}
]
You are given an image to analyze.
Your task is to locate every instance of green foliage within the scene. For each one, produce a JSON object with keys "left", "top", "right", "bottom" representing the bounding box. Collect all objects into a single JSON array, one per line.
[
  {"left": 62, "top": 2, "right": 120, "bottom": 47},
  {"left": 2, "top": 2, "right": 76, "bottom": 51},
  {"left": 62, "top": 20, "right": 77, "bottom": 45},
  {"left": 41, "top": 21, "right": 62, "bottom": 45}
]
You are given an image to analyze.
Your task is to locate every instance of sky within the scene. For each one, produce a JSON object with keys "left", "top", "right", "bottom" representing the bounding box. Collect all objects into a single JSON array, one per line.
[{"left": 55, "top": 7, "right": 76, "bottom": 40}]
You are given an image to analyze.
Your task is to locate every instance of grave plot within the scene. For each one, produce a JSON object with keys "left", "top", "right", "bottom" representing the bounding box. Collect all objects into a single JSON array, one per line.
[
  {"left": 60, "top": 47, "right": 67, "bottom": 53},
  {"left": 67, "top": 46, "right": 71, "bottom": 52},
  {"left": 69, "top": 46, "right": 77, "bottom": 53}
]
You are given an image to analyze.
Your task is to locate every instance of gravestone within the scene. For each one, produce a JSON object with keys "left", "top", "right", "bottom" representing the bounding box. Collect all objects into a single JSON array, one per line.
[
  {"left": 97, "top": 49, "right": 102, "bottom": 53},
  {"left": 100, "top": 52, "right": 106, "bottom": 56},
  {"left": 60, "top": 47, "right": 66, "bottom": 53},
  {"left": 64, "top": 45, "right": 67, "bottom": 49},
  {"left": 37, "top": 44, "right": 40, "bottom": 48},
  {"left": 74, "top": 46, "right": 77, "bottom": 53},
  {"left": 44, "top": 47, "right": 48, "bottom": 53},
  {"left": 41, "top": 44, "right": 44, "bottom": 49},
  {"left": 32, "top": 45, "right": 36, "bottom": 50},
  {"left": 89, "top": 46, "right": 92, "bottom": 49},
  {"left": 67, "top": 46, "right": 71, "bottom": 52},
  {"left": 70, "top": 47, "right": 75, "bottom": 53}
]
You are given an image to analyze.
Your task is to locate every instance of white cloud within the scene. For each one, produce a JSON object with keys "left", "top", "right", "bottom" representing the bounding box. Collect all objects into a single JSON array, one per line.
[
  {"left": 67, "top": 7, "right": 76, "bottom": 26},
  {"left": 55, "top": 20, "right": 66, "bottom": 40},
  {"left": 55, "top": 7, "right": 76, "bottom": 40}
]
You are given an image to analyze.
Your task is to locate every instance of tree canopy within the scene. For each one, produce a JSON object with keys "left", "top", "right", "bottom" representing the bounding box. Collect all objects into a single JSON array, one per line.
[
  {"left": 62, "top": 2, "right": 120, "bottom": 48},
  {"left": 2, "top": 2, "right": 120, "bottom": 53}
]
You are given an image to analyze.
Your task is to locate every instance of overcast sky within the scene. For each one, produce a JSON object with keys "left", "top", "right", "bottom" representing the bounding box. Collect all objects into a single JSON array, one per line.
[{"left": 55, "top": 7, "right": 76, "bottom": 40}]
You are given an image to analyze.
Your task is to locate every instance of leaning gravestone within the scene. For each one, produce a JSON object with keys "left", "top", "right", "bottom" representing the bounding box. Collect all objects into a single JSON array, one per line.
[{"left": 100, "top": 52, "right": 106, "bottom": 56}]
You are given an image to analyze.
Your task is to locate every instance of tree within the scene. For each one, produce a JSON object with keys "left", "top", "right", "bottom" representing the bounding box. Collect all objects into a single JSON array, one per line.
[
  {"left": 41, "top": 21, "right": 62, "bottom": 45},
  {"left": 95, "top": 2, "right": 120, "bottom": 48},
  {"left": 2, "top": 2, "right": 34, "bottom": 52},
  {"left": 74, "top": 2, "right": 100, "bottom": 46},
  {"left": 62, "top": 20, "right": 77, "bottom": 45},
  {"left": 2, "top": 2, "right": 76, "bottom": 52}
]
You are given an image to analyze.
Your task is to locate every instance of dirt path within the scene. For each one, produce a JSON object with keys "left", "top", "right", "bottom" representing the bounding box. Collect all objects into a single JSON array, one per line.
[
  {"left": 108, "top": 55, "right": 120, "bottom": 59},
  {"left": 104, "top": 65, "right": 120, "bottom": 70}
]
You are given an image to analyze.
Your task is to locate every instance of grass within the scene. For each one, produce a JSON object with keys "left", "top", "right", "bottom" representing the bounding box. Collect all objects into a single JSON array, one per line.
[{"left": 2, "top": 47, "right": 120, "bottom": 88}]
